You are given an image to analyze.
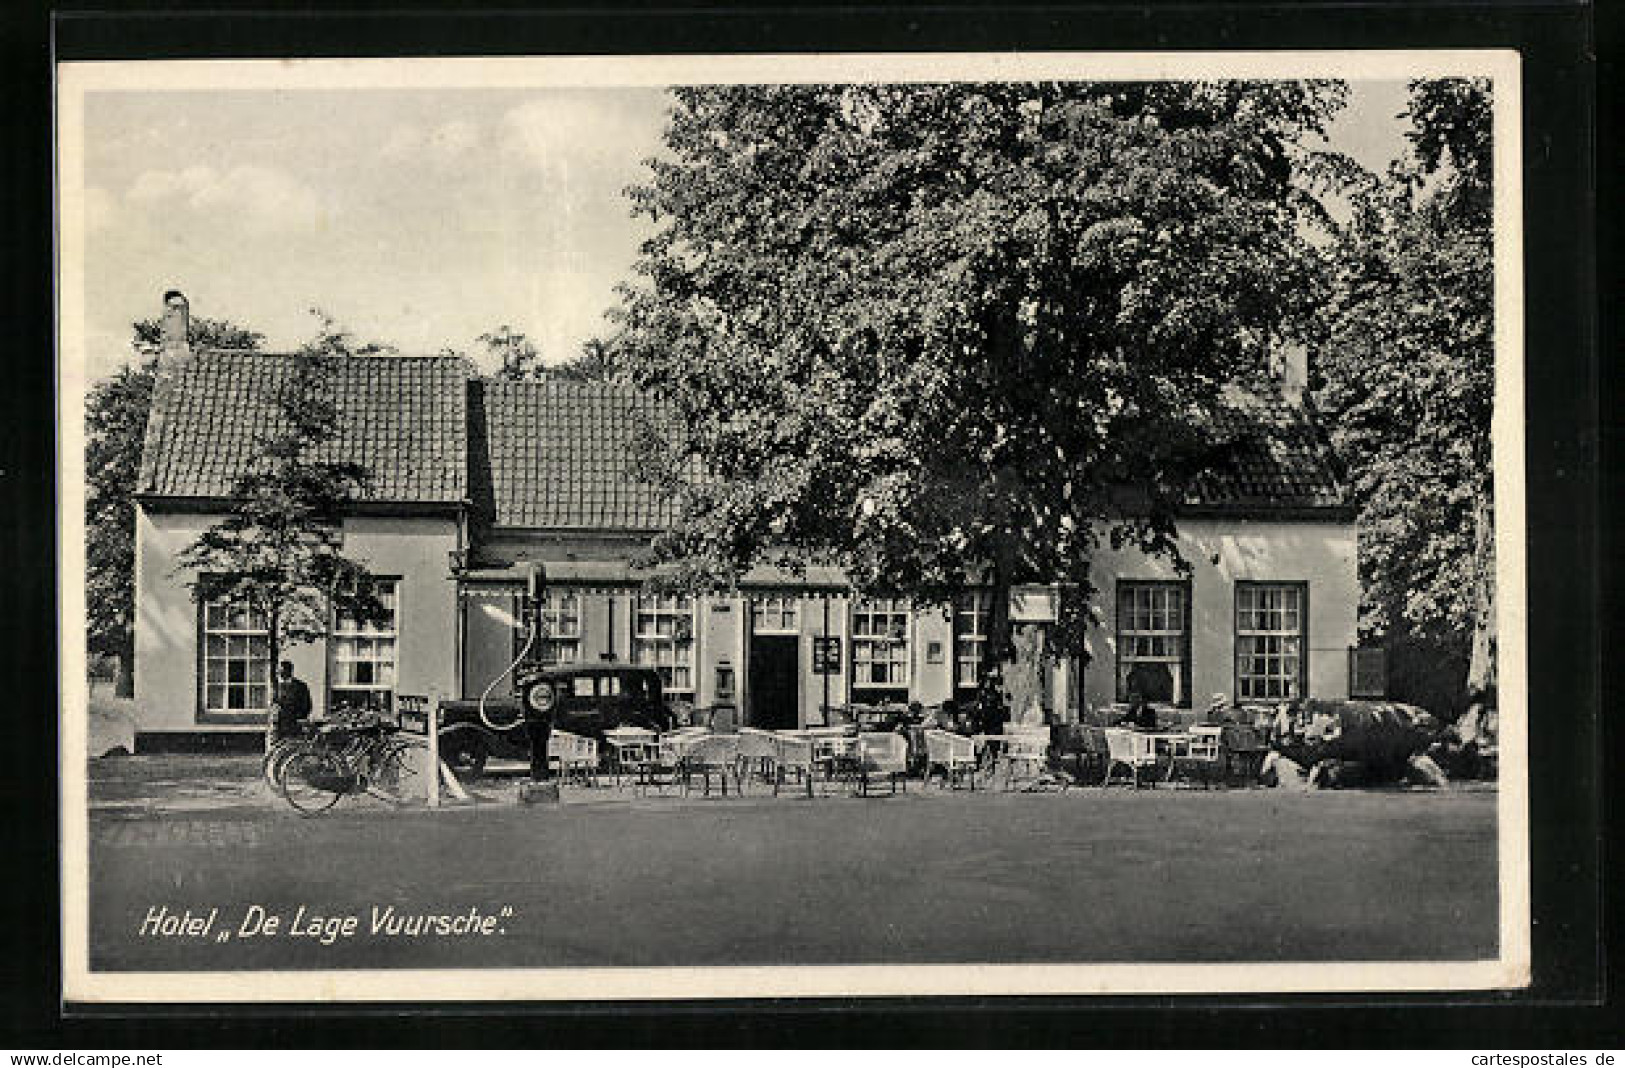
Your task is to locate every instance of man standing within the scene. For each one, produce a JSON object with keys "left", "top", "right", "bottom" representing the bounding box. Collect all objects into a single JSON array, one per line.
[{"left": 268, "top": 660, "right": 313, "bottom": 750}]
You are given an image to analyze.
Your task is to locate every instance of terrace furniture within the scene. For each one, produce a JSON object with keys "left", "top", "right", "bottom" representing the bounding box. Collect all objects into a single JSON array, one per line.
[
  {"left": 735, "top": 728, "right": 780, "bottom": 792},
  {"left": 771, "top": 733, "right": 817, "bottom": 797},
  {"left": 1172, "top": 725, "right": 1224, "bottom": 788},
  {"left": 678, "top": 734, "right": 742, "bottom": 797},
  {"left": 545, "top": 730, "right": 600, "bottom": 787},
  {"left": 1000, "top": 730, "right": 1052, "bottom": 791},
  {"left": 924, "top": 729, "right": 978, "bottom": 791},
  {"left": 1102, "top": 728, "right": 1160, "bottom": 788},
  {"left": 1074, "top": 726, "right": 1112, "bottom": 785},
  {"left": 1220, "top": 724, "right": 1269, "bottom": 784},
  {"left": 603, "top": 727, "right": 659, "bottom": 788},
  {"left": 853, "top": 733, "right": 909, "bottom": 797},
  {"left": 803, "top": 726, "right": 860, "bottom": 784}
]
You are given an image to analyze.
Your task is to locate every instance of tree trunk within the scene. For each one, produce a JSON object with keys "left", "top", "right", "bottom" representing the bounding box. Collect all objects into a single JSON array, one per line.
[
  {"left": 1466, "top": 489, "right": 1497, "bottom": 703},
  {"left": 114, "top": 634, "right": 135, "bottom": 698},
  {"left": 977, "top": 557, "right": 1015, "bottom": 733}
]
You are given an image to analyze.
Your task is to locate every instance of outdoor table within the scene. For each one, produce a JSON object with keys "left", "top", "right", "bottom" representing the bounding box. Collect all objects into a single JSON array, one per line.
[
  {"left": 970, "top": 733, "right": 1008, "bottom": 771},
  {"left": 603, "top": 727, "right": 659, "bottom": 786},
  {"left": 1138, "top": 730, "right": 1195, "bottom": 782},
  {"left": 783, "top": 727, "right": 859, "bottom": 782}
]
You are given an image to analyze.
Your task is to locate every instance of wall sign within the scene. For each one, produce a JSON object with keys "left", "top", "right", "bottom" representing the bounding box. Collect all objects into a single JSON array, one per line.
[{"left": 812, "top": 636, "right": 842, "bottom": 675}]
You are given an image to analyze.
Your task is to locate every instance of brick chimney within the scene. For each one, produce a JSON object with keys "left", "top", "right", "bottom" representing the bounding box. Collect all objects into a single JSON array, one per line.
[{"left": 160, "top": 290, "right": 190, "bottom": 361}]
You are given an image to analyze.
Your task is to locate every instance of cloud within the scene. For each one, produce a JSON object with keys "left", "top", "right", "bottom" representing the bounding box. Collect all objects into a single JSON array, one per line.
[
  {"left": 381, "top": 119, "right": 480, "bottom": 163},
  {"left": 500, "top": 99, "right": 655, "bottom": 180},
  {"left": 125, "top": 164, "right": 324, "bottom": 232}
]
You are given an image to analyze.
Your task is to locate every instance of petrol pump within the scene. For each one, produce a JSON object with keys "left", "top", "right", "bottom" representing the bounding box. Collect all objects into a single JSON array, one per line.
[{"left": 474, "top": 561, "right": 559, "bottom": 800}]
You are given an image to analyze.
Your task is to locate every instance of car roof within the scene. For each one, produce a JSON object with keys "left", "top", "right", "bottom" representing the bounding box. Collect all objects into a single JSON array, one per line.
[{"left": 534, "top": 663, "right": 660, "bottom": 678}]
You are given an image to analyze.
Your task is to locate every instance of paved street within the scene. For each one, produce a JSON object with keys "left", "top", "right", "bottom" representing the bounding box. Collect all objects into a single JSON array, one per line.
[{"left": 87, "top": 756, "right": 1498, "bottom": 971}]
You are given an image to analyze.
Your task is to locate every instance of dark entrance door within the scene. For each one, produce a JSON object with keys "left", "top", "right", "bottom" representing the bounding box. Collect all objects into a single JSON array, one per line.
[{"left": 748, "top": 635, "right": 799, "bottom": 729}]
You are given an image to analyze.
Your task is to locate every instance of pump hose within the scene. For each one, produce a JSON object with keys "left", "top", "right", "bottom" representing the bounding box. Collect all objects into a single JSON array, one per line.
[{"left": 477, "top": 619, "right": 539, "bottom": 733}]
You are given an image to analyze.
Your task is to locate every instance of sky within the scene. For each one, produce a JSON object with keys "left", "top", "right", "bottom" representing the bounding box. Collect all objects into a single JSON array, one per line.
[{"left": 78, "top": 79, "right": 1413, "bottom": 381}]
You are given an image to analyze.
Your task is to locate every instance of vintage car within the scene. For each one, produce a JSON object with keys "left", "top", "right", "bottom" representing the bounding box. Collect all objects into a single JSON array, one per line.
[{"left": 435, "top": 663, "right": 673, "bottom": 776}]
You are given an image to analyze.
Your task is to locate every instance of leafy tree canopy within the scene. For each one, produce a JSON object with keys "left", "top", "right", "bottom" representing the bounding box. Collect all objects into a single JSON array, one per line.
[
  {"left": 132, "top": 315, "right": 265, "bottom": 356},
  {"left": 614, "top": 81, "right": 1348, "bottom": 657},
  {"left": 478, "top": 325, "right": 544, "bottom": 381},
  {"left": 1315, "top": 77, "right": 1495, "bottom": 704}
]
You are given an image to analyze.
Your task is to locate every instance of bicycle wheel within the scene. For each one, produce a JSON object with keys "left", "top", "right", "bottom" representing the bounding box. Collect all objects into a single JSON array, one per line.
[
  {"left": 279, "top": 748, "right": 350, "bottom": 816},
  {"left": 261, "top": 739, "right": 304, "bottom": 793},
  {"left": 365, "top": 738, "right": 426, "bottom": 804}
]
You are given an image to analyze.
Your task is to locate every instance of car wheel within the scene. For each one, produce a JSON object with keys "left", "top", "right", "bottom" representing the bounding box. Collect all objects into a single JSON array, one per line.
[{"left": 441, "top": 733, "right": 488, "bottom": 777}]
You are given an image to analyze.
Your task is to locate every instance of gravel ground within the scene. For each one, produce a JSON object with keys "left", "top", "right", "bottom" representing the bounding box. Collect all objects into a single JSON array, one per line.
[{"left": 85, "top": 754, "right": 1499, "bottom": 971}]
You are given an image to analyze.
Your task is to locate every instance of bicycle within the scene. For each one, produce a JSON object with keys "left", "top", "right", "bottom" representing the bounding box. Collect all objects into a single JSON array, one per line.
[{"left": 273, "top": 712, "right": 424, "bottom": 816}]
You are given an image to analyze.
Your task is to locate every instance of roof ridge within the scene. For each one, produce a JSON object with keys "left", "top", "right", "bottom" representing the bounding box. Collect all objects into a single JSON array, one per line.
[{"left": 193, "top": 348, "right": 471, "bottom": 363}]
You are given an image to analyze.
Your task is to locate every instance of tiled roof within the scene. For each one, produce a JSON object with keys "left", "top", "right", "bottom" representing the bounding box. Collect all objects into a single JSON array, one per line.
[
  {"left": 1186, "top": 385, "right": 1348, "bottom": 510},
  {"left": 139, "top": 356, "right": 1345, "bottom": 522},
  {"left": 138, "top": 350, "right": 469, "bottom": 504},
  {"left": 477, "top": 379, "right": 678, "bottom": 529}
]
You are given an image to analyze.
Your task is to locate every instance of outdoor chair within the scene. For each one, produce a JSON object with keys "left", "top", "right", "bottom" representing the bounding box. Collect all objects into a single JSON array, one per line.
[
  {"left": 545, "top": 730, "right": 599, "bottom": 787},
  {"left": 924, "top": 729, "right": 978, "bottom": 791},
  {"left": 1219, "top": 724, "right": 1269, "bottom": 785},
  {"left": 1000, "top": 730, "right": 1052, "bottom": 791},
  {"left": 853, "top": 733, "right": 909, "bottom": 797},
  {"left": 734, "top": 729, "right": 780, "bottom": 793},
  {"left": 1102, "top": 728, "right": 1159, "bottom": 788},
  {"left": 678, "top": 734, "right": 742, "bottom": 797},
  {"left": 771, "top": 734, "right": 817, "bottom": 797},
  {"left": 1075, "top": 726, "right": 1112, "bottom": 785}
]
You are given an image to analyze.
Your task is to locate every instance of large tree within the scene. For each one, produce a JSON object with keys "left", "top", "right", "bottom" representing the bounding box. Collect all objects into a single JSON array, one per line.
[
  {"left": 614, "top": 82, "right": 1348, "bottom": 684},
  {"left": 1315, "top": 78, "right": 1495, "bottom": 715},
  {"left": 477, "top": 325, "right": 544, "bottom": 381},
  {"left": 86, "top": 316, "right": 264, "bottom": 693},
  {"left": 175, "top": 317, "right": 387, "bottom": 721}
]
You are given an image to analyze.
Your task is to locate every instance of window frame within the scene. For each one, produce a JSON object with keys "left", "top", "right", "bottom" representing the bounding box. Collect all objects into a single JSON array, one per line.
[
  {"left": 632, "top": 593, "right": 696, "bottom": 695},
  {"left": 518, "top": 587, "right": 584, "bottom": 667},
  {"left": 850, "top": 596, "right": 911, "bottom": 690},
  {"left": 953, "top": 590, "right": 992, "bottom": 692},
  {"left": 1233, "top": 580, "right": 1310, "bottom": 702},
  {"left": 196, "top": 591, "right": 273, "bottom": 723},
  {"left": 750, "top": 593, "right": 801, "bottom": 635},
  {"left": 328, "top": 576, "right": 402, "bottom": 716},
  {"left": 1115, "top": 579, "right": 1194, "bottom": 707}
]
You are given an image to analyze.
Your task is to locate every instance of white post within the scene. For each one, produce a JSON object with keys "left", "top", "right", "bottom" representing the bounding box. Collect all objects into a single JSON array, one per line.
[{"left": 426, "top": 700, "right": 441, "bottom": 808}]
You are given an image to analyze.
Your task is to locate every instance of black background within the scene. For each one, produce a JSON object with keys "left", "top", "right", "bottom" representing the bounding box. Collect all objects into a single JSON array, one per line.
[{"left": 3, "top": 0, "right": 1609, "bottom": 1048}]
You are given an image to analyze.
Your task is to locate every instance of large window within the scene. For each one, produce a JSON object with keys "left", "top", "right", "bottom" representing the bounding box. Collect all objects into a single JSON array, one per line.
[
  {"left": 201, "top": 598, "right": 271, "bottom": 715},
  {"left": 751, "top": 594, "right": 800, "bottom": 634},
  {"left": 1235, "top": 582, "right": 1307, "bottom": 700},
  {"left": 851, "top": 597, "right": 910, "bottom": 688},
  {"left": 330, "top": 580, "right": 399, "bottom": 714},
  {"left": 954, "top": 591, "right": 991, "bottom": 690},
  {"left": 633, "top": 593, "right": 694, "bottom": 693},
  {"left": 528, "top": 588, "right": 582, "bottom": 665},
  {"left": 1116, "top": 581, "right": 1190, "bottom": 705}
]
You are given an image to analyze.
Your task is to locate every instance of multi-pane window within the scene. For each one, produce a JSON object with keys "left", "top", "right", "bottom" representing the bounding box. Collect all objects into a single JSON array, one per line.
[
  {"left": 751, "top": 594, "right": 800, "bottom": 634},
  {"left": 330, "top": 580, "right": 399, "bottom": 715},
  {"left": 529, "top": 588, "right": 582, "bottom": 665},
  {"left": 851, "top": 597, "right": 910, "bottom": 688},
  {"left": 201, "top": 599, "right": 271, "bottom": 714},
  {"left": 954, "top": 591, "right": 991, "bottom": 690},
  {"left": 633, "top": 593, "right": 694, "bottom": 693},
  {"left": 1116, "top": 581, "right": 1190, "bottom": 705},
  {"left": 1236, "top": 583, "right": 1306, "bottom": 700}
]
